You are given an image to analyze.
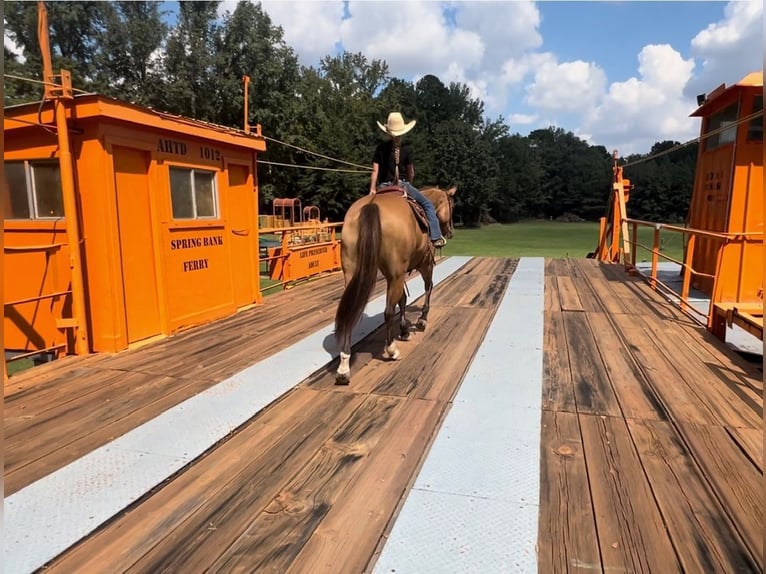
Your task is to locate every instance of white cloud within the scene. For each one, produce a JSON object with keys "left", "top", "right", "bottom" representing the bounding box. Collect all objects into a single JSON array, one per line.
[
  {"left": 219, "top": 1, "right": 344, "bottom": 68},
  {"left": 5, "top": 25, "right": 25, "bottom": 63},
  {"left": 508, "top": 113, "right": 538, "bottom": 125},
  {"left": 686, "top": 0, "right": 762, "bottom": 97},
  {"left": 579, "top": 45, "right": 698, "bottom": 155},
  {"left": 525, "top": 58, "right": 607, "bottom": 113}
]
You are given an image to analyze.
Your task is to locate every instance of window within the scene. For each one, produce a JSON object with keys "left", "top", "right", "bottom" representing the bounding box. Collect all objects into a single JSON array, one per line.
[
  {"left": 169, "top": 167, "right": 218, "bottom": 219},
  {"left": 3, "top": 160, "right": 64, "bottom": 219},
  {"left": 705, "top": 102, "right": 739, "bottom": 150},
  {"left": 747, "top": 95, "right": 763, "bottom": 142}
]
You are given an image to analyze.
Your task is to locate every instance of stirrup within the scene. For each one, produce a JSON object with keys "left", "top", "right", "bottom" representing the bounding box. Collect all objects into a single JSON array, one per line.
[{"left": 432, "top": 237, "right": 446, "bottom": 248}]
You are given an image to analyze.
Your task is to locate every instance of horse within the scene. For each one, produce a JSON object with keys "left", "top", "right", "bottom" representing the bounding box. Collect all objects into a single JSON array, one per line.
[{"left": 333, "top": 185, "right": 457, "bottom": 385}]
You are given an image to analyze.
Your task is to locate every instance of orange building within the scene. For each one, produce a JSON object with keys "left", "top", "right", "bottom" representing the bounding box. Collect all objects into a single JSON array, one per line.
[
  {"left": 686, "top": 71, "right": 763, "bottom": 299},
  {"left": 4, "top": 95, "right": 267, "bottom": 358}
]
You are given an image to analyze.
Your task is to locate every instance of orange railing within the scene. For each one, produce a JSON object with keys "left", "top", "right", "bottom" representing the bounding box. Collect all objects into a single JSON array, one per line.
[
  {"left": 594, "top": 151, "right": 763, "bottom": 341},
  {"left": 621, "top": 220, "right": 762, "bottom": 323},
  {"left": 258, "top": 220, "right": 343, "bottom": 292}
]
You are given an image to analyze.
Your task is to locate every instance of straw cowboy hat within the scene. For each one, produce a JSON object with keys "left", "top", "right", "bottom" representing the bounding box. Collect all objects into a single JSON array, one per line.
[{"left": 377, "top": 112, "right": 416, "bottom": 136}]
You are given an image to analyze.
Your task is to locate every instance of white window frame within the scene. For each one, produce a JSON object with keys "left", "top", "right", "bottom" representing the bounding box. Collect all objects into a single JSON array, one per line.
[
  {"left": 4, "top": 160, "right": 65, "bottom": 220},
  {"left": 169, "top": 166, "right": 219, "bottom": 220}
]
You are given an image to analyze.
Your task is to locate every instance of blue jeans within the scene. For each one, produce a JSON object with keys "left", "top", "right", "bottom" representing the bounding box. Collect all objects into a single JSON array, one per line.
[{"left": 380, "top": 180, "right": 442, "bottom": 241}]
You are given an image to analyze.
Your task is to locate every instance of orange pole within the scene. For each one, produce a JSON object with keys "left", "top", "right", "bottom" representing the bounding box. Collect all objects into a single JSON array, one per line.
[
  {"left": 243, "top": 75, "right": 251, "bottom": 133},
  {"left": 651, "top": 227, "right": 660, "bottom": 288},
  {"left": 39, "top": 1, "right": 90, "bottom": 354},
  {"left": 630, "top": 222, "right": 638, "bottom": 266},
  {"left": 680, "top": 234, "right": 696, "bottom": 313}
]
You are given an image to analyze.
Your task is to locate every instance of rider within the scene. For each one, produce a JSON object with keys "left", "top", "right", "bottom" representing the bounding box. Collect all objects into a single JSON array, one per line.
[{"left": 369, "top": 111, "right": 447, "bottom": 248}]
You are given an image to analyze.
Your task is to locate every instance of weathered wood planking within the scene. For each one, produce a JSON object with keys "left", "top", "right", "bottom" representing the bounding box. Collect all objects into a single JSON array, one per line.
[
  {"left": 50, "top": 389, "right": 362, "bottom": 573},
  {"left": 585, "top": 313, "right": 667, "bottom": 421},
  {"left": 542, "top": 311, "right": 576, "bottom": 412},
  {"left": 726, "top": 426, "right": 763, "bottom": 471},
  {"left": 285, "top": 397, "right": 445, "bottom": 574},
  {"left": 43, "top": 258, "right": 515, "bottom": 572},
  {"left": 537, "top": 410, "right": 600, "bottom": 573},
  {"left": 677, "top": 422, "right": 763, "bottom": 562},
  {"left": 563, "top": 312, "right": 621, "bottom": 416},
  {"left": 579, "top": 414, "right": 681, "bottom": 572},
  {"left": 628, "top": 419, "right": 761, "bottom": 573},
  {"left": 4, "top": 271, "right": 391, "bottom": 494}
]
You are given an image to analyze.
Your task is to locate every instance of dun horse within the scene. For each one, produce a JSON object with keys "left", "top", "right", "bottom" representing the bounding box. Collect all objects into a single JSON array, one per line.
[{"left": 334, "top": 185, "right": 457, "bottom": 384}]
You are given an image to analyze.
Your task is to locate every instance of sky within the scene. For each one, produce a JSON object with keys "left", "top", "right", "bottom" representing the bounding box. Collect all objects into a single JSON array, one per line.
[
  {"left": 217, "top": 0, "right": 763, "bottom": 155},
  {"left": 6, "top": 1, "right": 762, "bottom": 155}
]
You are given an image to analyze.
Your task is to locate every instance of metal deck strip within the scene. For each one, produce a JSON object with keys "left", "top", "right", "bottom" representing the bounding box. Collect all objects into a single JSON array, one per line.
[
  {"left": 373, "top": 257, "right": 544, "bottom": 574},
  {"left": 4, "top": 256, "right": 473, "bottom": 574}
]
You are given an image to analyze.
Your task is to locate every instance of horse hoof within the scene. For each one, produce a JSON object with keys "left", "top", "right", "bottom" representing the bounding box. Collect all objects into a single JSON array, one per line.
[
  {"left": 335, "top": 373, "right": 350, "bottom": 385},
  {"left": 416, "top": 320, "right": 427, "bottom": 331},
  {"left": 399, "top": 332, "right": 411, "bottom": 341},
  {"left": 384, "top": 347, "right": 401, "bottom": 360}
]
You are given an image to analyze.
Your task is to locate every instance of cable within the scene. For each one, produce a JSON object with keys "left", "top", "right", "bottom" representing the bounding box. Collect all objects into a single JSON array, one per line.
[
  {"left": 621, "top": 109, "right": 763, "bottom": 168},
  {"left": 258, "top": 159, "right": 370, "bottom": 174},
  {"left": 4, "top": 73, "right": 91, "bottom": 94},
  {"left": 262, "top": 134, "right": 372, "bottom": 171}
]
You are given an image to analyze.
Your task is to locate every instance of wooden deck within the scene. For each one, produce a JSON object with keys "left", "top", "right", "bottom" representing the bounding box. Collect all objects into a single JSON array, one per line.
[{"left": 5, "top": 257, "right": 763, "bottom": 573}]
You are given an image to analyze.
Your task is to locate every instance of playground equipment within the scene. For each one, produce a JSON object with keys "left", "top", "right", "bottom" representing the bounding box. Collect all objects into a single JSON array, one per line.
[{"left": 595, "top": 71, "right": 763, "bottom": 344}]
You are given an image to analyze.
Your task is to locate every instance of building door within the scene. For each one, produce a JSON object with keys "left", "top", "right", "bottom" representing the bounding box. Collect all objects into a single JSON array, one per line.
[
  {"left": 113, "top": 146, "right": 162, "bottom": 343},
  {"left": 227, "top": 164, "right": 256, "bottom": 307}
]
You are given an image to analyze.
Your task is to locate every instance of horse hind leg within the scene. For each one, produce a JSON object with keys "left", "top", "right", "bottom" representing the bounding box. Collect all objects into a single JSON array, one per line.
[
  {"left": 416, "top": 262, "right": 434, "bottom": 331},
  {"left": 398, "top": 289, "right": 411, "bottom": 341},
  {"left": 383, "top": 277, "right": 404, "bottom": 360},
  {"left": 336, "top": 330, "right": 352, "bottom": 385}
]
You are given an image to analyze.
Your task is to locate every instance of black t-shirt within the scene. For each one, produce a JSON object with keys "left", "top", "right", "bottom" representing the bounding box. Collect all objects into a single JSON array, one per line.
[{"left": 373, "top": 140, "right": 412, "bottom": 185}]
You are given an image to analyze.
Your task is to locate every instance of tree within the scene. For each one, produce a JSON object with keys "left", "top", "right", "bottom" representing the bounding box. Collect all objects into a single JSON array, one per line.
[
  {"left": 159, "top": 0, "right": 221, "bottom": 121},
  {"left": 92, "top": 1, "right": 167, "bottom": 105}
]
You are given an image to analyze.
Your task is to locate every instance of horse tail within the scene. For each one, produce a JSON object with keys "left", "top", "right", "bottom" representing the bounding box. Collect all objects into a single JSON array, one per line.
[{"left": 335, "top": 202, "right": 381, "bottom": 346}]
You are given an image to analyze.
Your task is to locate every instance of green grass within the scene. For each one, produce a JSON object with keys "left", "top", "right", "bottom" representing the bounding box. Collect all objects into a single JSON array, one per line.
[{"left": 444, "top": 221, "right": 684, "bottom": 262}]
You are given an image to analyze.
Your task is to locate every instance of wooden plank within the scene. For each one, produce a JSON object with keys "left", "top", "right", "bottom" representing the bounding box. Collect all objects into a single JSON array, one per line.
[
  {"left": 557, "top": 276, "right": 584, "bottom": 312},
  {"left": 563, "top": 312, "right": 620, "bottom": 416},
  {"left": 286, "top": 397, "right": 445, "bottom": 574},
  {"left": 46, "top": 389, "right": 363, "bottom": 572},
  {"left": 578, "top": 262, "right": 629, "bottom": 316},
  {"left": 542, "top": 311, "right": 576, "bottom": 412},
  {"left": 374, "top": 307, "right": 493, "bottom": 400},
  {"left": 206, "top": 394, "right": 402, "bottom": 573},
  {"left": 628, "top": 419, "right": 761, "bottom": 573},
  {"left": 565, "top": 260, "right": 602, "bottom": 312},
  {"left": 579, "top": 413, "right": 681, "bottom": 572},
  {"left": 537, "top": 410, "right": 601, "bottom": 573},
  {"left": 634, "top": 312, "right": 762, "bottom": 429},
  {"left": 726, "top": 426, "right": 763, "bottom": 470},
  {"left": 610, "top": 314, "right": 719, "bottom": 425},
  {"left": 586, "top": 313, "right": 667, "bottom": 422},
  {"left": 678, "top": 422, "right": 763, "bottom": 562},
  {"left": 544, "top": 275, "right": 561, "bottom": 312}
]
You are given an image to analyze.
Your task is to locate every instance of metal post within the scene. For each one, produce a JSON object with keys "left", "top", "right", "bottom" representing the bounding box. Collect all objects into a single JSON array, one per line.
[{"left": 38, "top": 1, "right": 90, "bottom": 354}]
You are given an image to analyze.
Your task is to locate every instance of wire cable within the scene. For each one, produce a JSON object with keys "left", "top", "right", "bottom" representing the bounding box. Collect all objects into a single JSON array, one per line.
[{"left": 622, "top": 109, "right": 763, "bottom": 168}]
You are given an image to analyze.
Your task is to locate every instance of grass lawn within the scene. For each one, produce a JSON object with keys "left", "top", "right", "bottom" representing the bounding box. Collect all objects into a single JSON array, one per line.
[{"left": 443, "top": 221, "right": 684, "bottom": 262}]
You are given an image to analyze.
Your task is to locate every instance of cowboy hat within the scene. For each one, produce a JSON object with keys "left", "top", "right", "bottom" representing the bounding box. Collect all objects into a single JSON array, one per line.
[{"left": 377, "top": 112, "right": 416, "bottom": 136}]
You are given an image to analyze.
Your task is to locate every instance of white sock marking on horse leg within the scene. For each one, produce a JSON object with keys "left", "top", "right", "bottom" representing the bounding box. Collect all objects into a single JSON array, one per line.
[
  {"left": 337, "top": 352, "right": 351, "bottom": 376},
  {"left": 384, "top": 342, "right": 400, "bottom": 360}
]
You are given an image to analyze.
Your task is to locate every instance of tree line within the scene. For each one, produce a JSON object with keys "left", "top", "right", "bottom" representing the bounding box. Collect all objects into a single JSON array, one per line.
[{"left": 4, "top": 0, "right": 698, "bottom": 225}]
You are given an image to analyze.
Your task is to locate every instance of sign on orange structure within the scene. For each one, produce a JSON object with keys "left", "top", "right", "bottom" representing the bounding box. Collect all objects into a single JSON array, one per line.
[{"left": 4, "top": 95, "right": 268, "bottom": 357}]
